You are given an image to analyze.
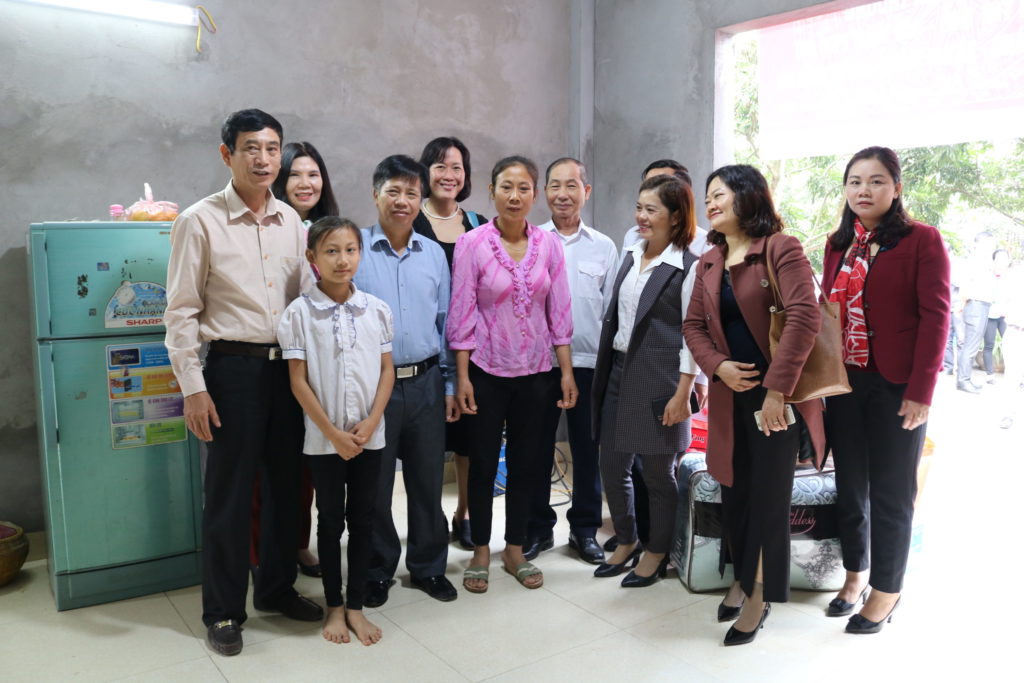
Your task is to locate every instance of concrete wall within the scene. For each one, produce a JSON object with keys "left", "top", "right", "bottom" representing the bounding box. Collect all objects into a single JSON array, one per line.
[
  {"left": 591, "top": 0, "right": 861, "bottom": 242},
  {"left": 1, "top": 0, "right": 861, "bottom": 531},
  {"left": 0, "top": 0, "right": 574, "bottom": 531}
]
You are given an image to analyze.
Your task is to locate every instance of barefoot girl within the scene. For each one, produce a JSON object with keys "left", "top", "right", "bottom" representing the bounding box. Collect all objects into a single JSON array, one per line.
[{"left": 278, "top": 217, "right": 395, "bottom": 645}]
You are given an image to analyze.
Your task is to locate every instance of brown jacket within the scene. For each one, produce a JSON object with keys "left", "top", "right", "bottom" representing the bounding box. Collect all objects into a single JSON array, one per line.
[{"left": 682, "top": 234, "right": 825, "bottom": 486}]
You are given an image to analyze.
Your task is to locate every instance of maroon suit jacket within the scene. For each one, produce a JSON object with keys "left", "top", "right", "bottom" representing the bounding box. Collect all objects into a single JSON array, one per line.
[
  {"left": 821, "top": 221, "right": 950, "bottom": 406},
  {"left": 683, "top": 233, "right": 825, "bottom": 487}
]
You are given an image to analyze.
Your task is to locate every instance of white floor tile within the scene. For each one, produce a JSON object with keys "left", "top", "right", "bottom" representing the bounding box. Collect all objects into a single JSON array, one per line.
[
  {"left": 0, "top": 590, "right": 205, "bottom": 681},
  {"left": 209, "top": 611, "right": 466, "bottom": 683},
  {"left": 486, "top": 630, "right": 719, "bottom": 683},
  {"left": 112, "top": 656, "right": 226, "bottom": 683},
  {"left": 382, "top": 573, "right": 617, "bottom": 681}
]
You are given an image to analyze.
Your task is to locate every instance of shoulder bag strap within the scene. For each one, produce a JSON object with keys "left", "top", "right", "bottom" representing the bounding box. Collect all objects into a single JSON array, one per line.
[{"left": 765, "top": 233, "right": 824, "bottom": 311}]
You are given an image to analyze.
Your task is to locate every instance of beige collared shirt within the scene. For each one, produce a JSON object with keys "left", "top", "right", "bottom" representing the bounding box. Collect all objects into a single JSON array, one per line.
[{"left": 164, "top": 180, "right": 312, "bottom": 397}]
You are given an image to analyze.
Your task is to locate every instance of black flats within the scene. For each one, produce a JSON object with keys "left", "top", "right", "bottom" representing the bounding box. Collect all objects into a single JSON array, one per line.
[
  {"left": 846, "top": 596, "right": 901, "bottom": 634},
  {"left": 298, "top": 560, "right": 323, "bottom": 578},
  {"left": 827, "top": 586, "right": 868, "bottom": 617},
  {"left": 724, "top": 603, "right": 771, "bottom": 646},
  {"left": 451, "top": 516, "right": 474, "bottom": 550},
  {"left": 594, "top": 545, "right": 642, "bottom": 577},
  {"left": 621, "top": 556, "right": 669, "bottom": 588}
]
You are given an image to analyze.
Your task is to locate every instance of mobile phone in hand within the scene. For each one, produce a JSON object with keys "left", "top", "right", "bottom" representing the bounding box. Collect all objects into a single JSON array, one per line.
[{"left": 753, "top": 404, "right": 796, "bottom": 431}]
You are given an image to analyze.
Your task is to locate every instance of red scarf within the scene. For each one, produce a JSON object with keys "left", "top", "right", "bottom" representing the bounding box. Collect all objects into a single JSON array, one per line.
[{"left": 828, "top": 219, "right": 873, "bottom": 367}]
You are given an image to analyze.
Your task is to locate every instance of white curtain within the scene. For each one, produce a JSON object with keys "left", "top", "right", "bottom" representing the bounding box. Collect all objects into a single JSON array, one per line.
[{"left": 757, "top": 0, "right": 1024, "bottom": 159}]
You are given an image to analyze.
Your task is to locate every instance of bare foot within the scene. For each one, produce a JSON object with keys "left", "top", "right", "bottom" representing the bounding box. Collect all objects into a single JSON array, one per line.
[
  {"left": 502, "top": 546, "right": 542, "bottom": 588},
  {"left": 322, "top": 606, "right": 350, "bottom": 644},
  {"left": 465, "top": 547, "right": 490, "bottom": 593},
  {"left": 346, "top": 609, "right": 382, "bottom": 646}
]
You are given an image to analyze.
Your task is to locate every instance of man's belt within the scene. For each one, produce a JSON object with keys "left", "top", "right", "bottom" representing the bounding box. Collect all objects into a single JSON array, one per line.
[
  {"left": 395, "top": 355, "right": 438, "bottom": 379},
  {"left": 209, "top": 340, "right": 283, "bottom": 361}
]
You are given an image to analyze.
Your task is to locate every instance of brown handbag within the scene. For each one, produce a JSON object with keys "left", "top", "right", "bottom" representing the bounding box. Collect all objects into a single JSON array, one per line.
[{"left": 765, "top": 235, "right": 852, "bottom": 403}]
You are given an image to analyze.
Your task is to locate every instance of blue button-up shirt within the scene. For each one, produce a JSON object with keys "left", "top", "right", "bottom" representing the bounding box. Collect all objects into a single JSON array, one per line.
[{"left": 354, "top": 224, "right": 453, "bottom": 395}]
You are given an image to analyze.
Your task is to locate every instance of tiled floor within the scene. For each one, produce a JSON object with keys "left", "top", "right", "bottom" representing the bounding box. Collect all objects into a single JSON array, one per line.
[{"left": 1, "top": 373, "right": 1017, "bottom": 681}]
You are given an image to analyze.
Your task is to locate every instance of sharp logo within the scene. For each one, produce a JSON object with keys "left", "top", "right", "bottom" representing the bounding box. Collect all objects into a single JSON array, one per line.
[{"left": 125, "top": 318, "right": 164, "bottom": 326}]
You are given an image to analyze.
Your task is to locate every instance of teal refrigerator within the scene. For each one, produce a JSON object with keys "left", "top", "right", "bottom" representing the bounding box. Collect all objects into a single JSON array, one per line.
[{"left": 28, "top": 221, "right": 203, "bottom": 610}]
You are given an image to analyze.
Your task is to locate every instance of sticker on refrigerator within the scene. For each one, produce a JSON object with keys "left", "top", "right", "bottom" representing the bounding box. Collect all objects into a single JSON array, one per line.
[
  {"left": 104, "top": 280, "right": 167, "bottom": 328},
  {"left": 106, "top": 341, "right": 186, "bottom": 449}
]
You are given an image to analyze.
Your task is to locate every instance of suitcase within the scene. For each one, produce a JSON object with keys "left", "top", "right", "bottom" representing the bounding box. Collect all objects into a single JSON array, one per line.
[{"left": 671, "top": 452, "right": 845, "bottom": 592}]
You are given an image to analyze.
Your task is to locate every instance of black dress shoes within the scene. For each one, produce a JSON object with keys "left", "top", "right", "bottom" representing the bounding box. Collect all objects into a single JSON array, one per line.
[
  {"left": 364, "top": 579, "right": 396, "bottom": 608},
  {"left": 206, "top": 619, "right": 242, "bottom": 656},
  {"left": 253, "top": 593, "right": 323, "bottom": 621},
  {"left": 523, "top": 534, "right": 554, "bottom": 561},
  {"left": 451, "top": 516, "right": 474, "bottom": 550},
  {"left": 827, "top": 587, "right": 868, "bottom": 617},
  {"left": 724, "top": 603, "right": 771, "bottom": 646},
  {"left": 568, "top": 532, "right": 606, "bottom": 565},
  {"left": 411, "top": 575, "right": 458, "bottom": 602},
  {"left": 603, "top": 537, "right": 618, "bottom": 552}
]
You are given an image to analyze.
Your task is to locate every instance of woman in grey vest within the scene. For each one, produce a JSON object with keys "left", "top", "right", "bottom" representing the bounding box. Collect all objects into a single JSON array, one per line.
[{"left": 592, "top": 174, "right": 699, "bottom": 587}]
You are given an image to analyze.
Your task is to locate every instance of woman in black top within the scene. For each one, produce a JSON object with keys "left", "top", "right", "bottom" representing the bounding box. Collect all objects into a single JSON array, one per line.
[{"left": 413, "top": 136, "right": 486, "bottom": 550}]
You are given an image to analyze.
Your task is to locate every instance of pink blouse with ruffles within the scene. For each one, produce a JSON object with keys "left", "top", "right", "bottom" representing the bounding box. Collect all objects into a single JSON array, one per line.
[{"left": 447, "top": 221, "right": 573, "bottom": 377}]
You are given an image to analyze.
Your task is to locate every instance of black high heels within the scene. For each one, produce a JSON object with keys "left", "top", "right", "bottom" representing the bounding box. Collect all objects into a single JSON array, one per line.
[
  {"left": 717, "top": 598, "right": 744, "bottom": 622},
  {"left": 724, "top": 603, "right": 771, "bottom": 646},
  {"left": 827, "top": 586, "right": 868, "bottom": 617},
  {"left": 846, "top": 596, "right": 901, "bottom": 634},
  {"left": 593, "top": 544, "right": 642, "bottom": 577},
  {"left": 620, "top": 556, "right": 669, "bottom": 588}
]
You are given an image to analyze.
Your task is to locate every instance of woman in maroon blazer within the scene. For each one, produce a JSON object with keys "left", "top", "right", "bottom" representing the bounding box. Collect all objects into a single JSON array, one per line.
[
  {"left": 822, "top": 147, "right": 949, "bottom": 634},
  {"left": 683, "top": 165, "right": 824, "bottom": 646}
]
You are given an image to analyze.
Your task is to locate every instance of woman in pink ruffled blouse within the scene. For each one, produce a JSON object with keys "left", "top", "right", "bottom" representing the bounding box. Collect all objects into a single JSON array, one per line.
[{"left": 448, "top": 155, "right": 577, "bottom": 593}]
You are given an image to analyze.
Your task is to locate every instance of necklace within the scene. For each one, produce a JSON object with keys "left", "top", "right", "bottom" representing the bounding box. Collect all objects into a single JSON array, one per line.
[{"left": 421, "top": 201, "right": 460, "bottom": 221}]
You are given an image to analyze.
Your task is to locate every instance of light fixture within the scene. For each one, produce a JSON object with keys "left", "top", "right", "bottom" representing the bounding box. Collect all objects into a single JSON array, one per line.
[{"left": 13, "top": 0, "right": 198, "bottom": 26}]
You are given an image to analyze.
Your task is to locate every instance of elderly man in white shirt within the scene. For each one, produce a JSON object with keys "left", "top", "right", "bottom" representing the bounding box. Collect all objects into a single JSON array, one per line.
[{"left": 522, "top": 157, "right": 619, "bottom": 565}]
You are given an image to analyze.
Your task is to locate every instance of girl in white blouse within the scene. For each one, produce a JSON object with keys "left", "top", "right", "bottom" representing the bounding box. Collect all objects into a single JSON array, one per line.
[{"left": 278, "top": 217, "right": 395, "bottom": 646}]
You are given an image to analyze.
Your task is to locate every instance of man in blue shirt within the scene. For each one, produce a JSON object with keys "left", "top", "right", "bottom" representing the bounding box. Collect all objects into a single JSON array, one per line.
[{"left": 354, "top": 155, "right": 458, "bottom": 605}]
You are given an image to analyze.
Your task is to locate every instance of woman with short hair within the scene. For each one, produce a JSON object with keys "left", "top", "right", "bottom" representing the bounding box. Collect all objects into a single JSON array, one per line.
[{"left": 591, "top": 174, "right": 700, "bottom": 588}]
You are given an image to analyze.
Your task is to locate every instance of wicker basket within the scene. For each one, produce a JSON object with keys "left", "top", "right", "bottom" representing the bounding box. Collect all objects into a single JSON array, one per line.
[{"left": 0, "top": 521, "right": 30, "bottom": 587}]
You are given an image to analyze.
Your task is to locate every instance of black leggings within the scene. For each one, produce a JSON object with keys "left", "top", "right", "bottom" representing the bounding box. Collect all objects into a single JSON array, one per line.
[
  {"left": 984, "top": 317, "right": 1007, "bottom": 374},
  {"left": 308, "top": 450, "right": 381, "bottom": 610}
]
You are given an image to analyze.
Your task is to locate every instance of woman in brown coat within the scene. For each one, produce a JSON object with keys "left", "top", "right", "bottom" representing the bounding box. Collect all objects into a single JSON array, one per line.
[{"left": 683, "top": 165, "right": 824, "bottom": 646}]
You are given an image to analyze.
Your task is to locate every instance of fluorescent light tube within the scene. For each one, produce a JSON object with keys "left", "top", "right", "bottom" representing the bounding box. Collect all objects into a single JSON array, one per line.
[{"left": 14, "top": 0, "right": 199, "bottom": 26}]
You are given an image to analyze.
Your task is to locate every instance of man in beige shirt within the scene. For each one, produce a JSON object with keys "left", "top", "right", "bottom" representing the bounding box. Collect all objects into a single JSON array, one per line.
[{"left": 164, "top": 108, "right": 321, "bottom": 657}]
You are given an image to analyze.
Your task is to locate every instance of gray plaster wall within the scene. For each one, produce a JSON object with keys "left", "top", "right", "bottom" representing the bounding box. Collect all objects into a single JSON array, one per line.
[
  {"left": 591, "top": 0, "right": 856, "bottom": 243},
  {"left": 0, "top": 0, "right": 574, "bottom": 531}
]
